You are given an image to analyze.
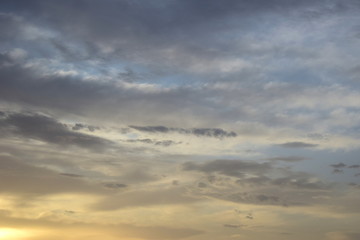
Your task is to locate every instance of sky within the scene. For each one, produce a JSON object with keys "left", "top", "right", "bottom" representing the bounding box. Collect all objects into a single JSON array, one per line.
[{"left": 0, "top": 0, "right": 360, "bottom": 239}]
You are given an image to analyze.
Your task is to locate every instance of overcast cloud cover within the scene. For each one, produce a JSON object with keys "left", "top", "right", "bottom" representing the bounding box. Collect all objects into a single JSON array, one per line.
[{"left": 0, "top": 0, "right": 360, "bottom": 239}]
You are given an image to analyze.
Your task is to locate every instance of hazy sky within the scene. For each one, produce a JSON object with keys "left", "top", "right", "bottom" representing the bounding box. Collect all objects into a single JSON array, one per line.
[{"left": 1, "top": 0, "right": 360, "bottom": 239}]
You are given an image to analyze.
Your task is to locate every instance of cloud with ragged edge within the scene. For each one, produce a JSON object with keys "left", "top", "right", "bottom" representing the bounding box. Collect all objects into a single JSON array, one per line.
[
  {"left": 182, "top": 159, "right": 332, "bottom": 207},
  {"left": 276, "top": 142, "right": 319, "bottom": 148},
  {"left": 125, "top": 138, "right": 182, "bottom": 147},
  {"left": 129, "top": 125, "right": 237, "bottom": 138},
  {"left": 1, "top": 0, "right": 360, "bottom": 239},
  {"left": 0, "top": 112, "right": 113, "bottom": 151}
]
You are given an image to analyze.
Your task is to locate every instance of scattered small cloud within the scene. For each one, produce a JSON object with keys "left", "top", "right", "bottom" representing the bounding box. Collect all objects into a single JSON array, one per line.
[
  {"left": 102, "top": 183, "right": 128, "bottom": 189},
  {"left": 332, "top": 169, "right": 343, "bottom": 174},
  {"left": 72, "top": 123, "right": 100, "bottom": 132},
  {"left": 126, "top": 138, "right": 181, "bottom": 146},
  {"left": 276, "top": 142, "right": 318, "bottom": 148},
  {"left": 129, "top": 125, "right": 237, "bottom": 138},
  {"left": 348, "top": 164, "right": 360, "bottom": 169},
  {"left": 182, "top": 159, "right": 271, "bottom": 177},
  {"left": 223, "top": 224, "right": 243, "bottom": 229},
  {"left": 330, "top": 163, "right": 347, "bottom": 168},
  {"left": 266, "top": 156, "right": 307, "bottom": 162},
  {"left": 60, "top": 173, "right": 83, "bottom": 178}
]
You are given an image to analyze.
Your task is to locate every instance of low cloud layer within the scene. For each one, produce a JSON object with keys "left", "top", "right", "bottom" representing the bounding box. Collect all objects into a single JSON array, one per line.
[{"left": 0, "top": 112, "right": 112, "bottom": 150}]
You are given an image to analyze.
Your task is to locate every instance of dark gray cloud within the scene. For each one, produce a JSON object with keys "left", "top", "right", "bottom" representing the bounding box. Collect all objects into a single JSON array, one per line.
[
  {"left": 130, "top": 125, "right": 237, "bottom": 138},
  {"left": 182, "top": 160, "right": 271, "bottom": 177},
  {"left": 102, "top": 183, "right": 127, "bottom": 189},
  {"left": 276, "top": 142, "right": 318, "bottom": 148},
  {"left": 126, "top": 138, "right": 181, "bottom": 147},
  {"left": 348, "top": 164, "right": 360, "bottom": 169},
  {"left": 266, "top": 156, "right": 307, "bottom": 162},
  {"left": 1, "top": 0, "right": 360, "bottom": 132},
  {"left": 129, "top": 126, "right": 171, "bottom": 133},
  {"left": 270, "top": 177, "right": 328, "bottom": 190},
  {"left": 256, "top": 194, "right": 279, "bottom": 202},
  {"left": 72, "top": 123, "right": 100, "bottom": 132},
  {"left": 60, "top": 173, "right": 83, "bottom": 178},
  {"left": 0, "top": 112, "right": 112, "bottom": 150},
  {"left": 182, "top": 159, "right": 332, "bottom": 207},
  {"left": 332, "top": 169, "right": 343, "bottom": 174},
  {"left": 223, "top": 224, "right": 243, "bottom": 229},
  {"left": 0, "top": 57, "right": 224, "bottom": 127},
  {"left": 0, "top": 60, "right": 125, "bottom": 114},
  {"left": 225, "top": 192, "right": 282, "bottom": 206},
  {"left": 330, "top": 163, "right": 347, "bottom": 168},
  {"left": 0, "top": 13, "right": 22, "bottom": 42},
  {"left": 348, "top": 183, "right": 360, "bottom": 189}
]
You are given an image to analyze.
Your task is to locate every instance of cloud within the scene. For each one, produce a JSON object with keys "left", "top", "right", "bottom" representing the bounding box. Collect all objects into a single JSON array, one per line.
[
  {"left": 0, "top": 1, "right": 360, "bottom": 239},
  {"left": 182, "top": 159, "right": 271, "bottom": 177},
  {"left": 91, "top": 187, "right": 200, "bottom": 211},
  {"left": 0, "top": 112, "right": 113, "bottom": 150},
  {"left": 129, "top": 125, "right": 237, "bottom": 138},
  {"left": 223, "top": 224, "right": 243, "bottom": 229},
  {"left": 330, "top": 163, "right": 347, "bottom": 168},
  {"left": 0, "top": 155, "right": 106, "bottom": 196},
  {"left": 276, "top": 142, "right": 319, "bottom": 148},
  {"left": 102, "top": 183, "right": 127, "bottom": 189},
  {"left": 60, "top": 173, "right": 83, "bottom": 178},
  {"left": 197, "top": 182, "right": 207, "bottom": 188},
  {"left": 72, "top": 123, "right": 99, "bottom": 132},
  {"left": 270, "top": 176, "right": 329, "bottom": 189},
  {"left": 224, "top": 192, "right": 283, "bottom": 206},
  {"left": 126, "top": 138, "right": 181, "bottom": 147},
  {"left": 332, "top": 169, "right": 343, "bottom": 174},
  {"left": 266, "top": 156, "right": 307, "bottom": 162},
  {"left": 326, "top": 232, "right": 360, "bottom": 240},
  {"left": 181, "top": 158, "right": 332, "bottom": 207}
]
